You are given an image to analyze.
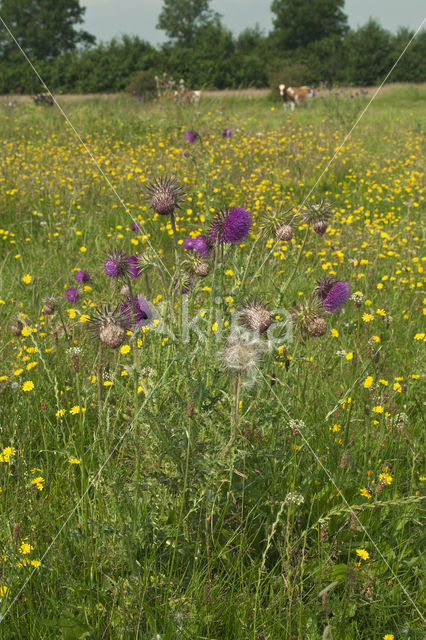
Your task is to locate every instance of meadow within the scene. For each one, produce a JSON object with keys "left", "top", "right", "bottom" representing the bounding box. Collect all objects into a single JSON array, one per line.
[{"left": 0, "top": 85, "right": 424, "bottom": 639}]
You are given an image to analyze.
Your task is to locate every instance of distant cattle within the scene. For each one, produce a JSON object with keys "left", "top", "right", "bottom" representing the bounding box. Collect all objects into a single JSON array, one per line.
[{"left": 278, "top": 84, "right": 312, "bottom": 111}]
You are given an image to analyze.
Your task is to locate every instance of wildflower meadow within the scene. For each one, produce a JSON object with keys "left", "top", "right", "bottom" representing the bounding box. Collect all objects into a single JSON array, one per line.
[{"left": 0, "top": 85, "right": 424, "bottom": 639}]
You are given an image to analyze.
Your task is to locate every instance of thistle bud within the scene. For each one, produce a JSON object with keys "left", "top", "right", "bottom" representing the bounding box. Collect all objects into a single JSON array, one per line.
[
  {"left": 275, "top": 223, "right": 293, "bottom": 241},
  {"left": 144, "top": 176, "right": 185, "bottom": 216},
  {"left": 99, "top": 322, "right": 126, "bottom": 349},
  {"left": 193, "top": 261, "right": 210, "bottom": 277},
  {"left": 238, "top": 299, "right": 272, "bottom": 334},
  {"left": 42, "top": 297, "right": 56, "bottom": 315},
  {"left": 312, "top": 218, "right": 328, "bottom": 236},
  {"left": 88, "top": 305, "right": 129, "bottom": 349},
  {"left": 307, "top": 317, "right": 327, "bottom": 337},
  {"left": 11, "top": 320, "right": 23, "bottom": 336}
]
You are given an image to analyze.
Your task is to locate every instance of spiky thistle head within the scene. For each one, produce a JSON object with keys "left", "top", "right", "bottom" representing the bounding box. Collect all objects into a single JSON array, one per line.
[
  {"left": 314, "top": 277, "right": 337, "bottom": 301},
  {"left": 42, "top": 296, "right": 56, "bottom": 315},
  {"left": 220, "top": 327, "right": 265, "bottom": 374},
  {"left": 209, "top": 207, "right": 252, "bottom": 245},
  {"left": 259, "top": 207, "right": 293, "bottom": 241},
  {"left": 11, "top": 318, "right": 23, "bottom": 337},
  {"left": 237, "top": 299, "right": 272, "bottom": 334},
  {"left": 87, "top": 305, "right": 129, "bottom": 349},
  {"left": 144, "top": 176, "right": 185, "bottom": 216},
  {"left": 182, "top": 253, "right": 210, "bottom": 277},
  {"left": 291, "top": 297, "right": 327, "bottom": 337},
  {"left": 298, "top": 199, "right": 333, "bottom": 236},
  {"left": 314, "top": 277, "right": 351, "bottom": 313},
  {"left": 121, "top": 295, "right": 154, "bottom": 327},
  {"left": 103, "top": 249, "right": 130, "bottom": 279}
]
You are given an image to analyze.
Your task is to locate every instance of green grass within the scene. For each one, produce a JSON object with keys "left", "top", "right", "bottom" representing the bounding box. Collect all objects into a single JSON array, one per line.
[{"left": 0, "top": 85, "right": 424, "bottom": 639}]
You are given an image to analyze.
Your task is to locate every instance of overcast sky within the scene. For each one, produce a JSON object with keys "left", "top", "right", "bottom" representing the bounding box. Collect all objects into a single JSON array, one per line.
[{"left": 80, "top": 0, "right": 426, "bottom": 44}]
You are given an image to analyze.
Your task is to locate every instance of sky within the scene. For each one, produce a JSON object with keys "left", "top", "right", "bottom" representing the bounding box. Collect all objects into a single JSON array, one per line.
[{"left": 80, "top": 0, "right": 426, "bottom": 44}]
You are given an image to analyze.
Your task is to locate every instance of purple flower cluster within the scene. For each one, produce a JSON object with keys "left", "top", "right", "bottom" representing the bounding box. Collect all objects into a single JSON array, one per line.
[
  {"left": 183, "top": 234, "right": 213, "bottom": 257},
  {"left": 64, "top": 287, "right": 80, "bottom": 303},
  {"left": 209, "top": 207, "right": 252, "bottom": 245},
  {"left": 314, "top": 277, "right": 351, "bottom": 313},
  {"left": 103, "top": 250, "right": 141, "bottom": 280},
  {"left": 121, "top": 295, "right": 153, "bottom": 326},
  {"left": 184, "top": 130, "right": 199, "bottom": 144},
  {"left": 75, "top": 270, "right": 91, "bottom": 283}
]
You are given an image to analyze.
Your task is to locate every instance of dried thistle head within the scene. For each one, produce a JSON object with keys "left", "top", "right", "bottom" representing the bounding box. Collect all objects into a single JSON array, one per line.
[
  {"left": 237, "top": 299, "right": 272, "bottom": 334},
  {"left": 291, "top": 297, "right": 327, "bottom": 337},
  {"left": 11, "top": 319, "right": 23, "bottom": 337},
  {"left": 42, "top": 297, "right": 56, "bottom": 315},
  {"left": 259, "top": 207, "right": 293, "bottom": 241},
  {"left": 87, "top": 305, "right": 129, "bottom": 349},
  {"left": 144, "top": 176, "right": 185, "bottom": 216},
  {"left": 298, "top": 199, "right": 333, "bottom": 236},
  {"left": 182, "top": 253, "right": 210, "bottom": 277}
]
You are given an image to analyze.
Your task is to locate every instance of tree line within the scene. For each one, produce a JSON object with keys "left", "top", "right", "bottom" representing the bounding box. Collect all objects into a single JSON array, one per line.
[{"left": 0, "top": 0, "right": 425, "bottom": 94}]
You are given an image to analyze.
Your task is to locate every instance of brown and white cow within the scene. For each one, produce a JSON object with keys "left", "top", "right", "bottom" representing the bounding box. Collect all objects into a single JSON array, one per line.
[{"left": 278, "top": 84, "right": 312, "bottom": 111}]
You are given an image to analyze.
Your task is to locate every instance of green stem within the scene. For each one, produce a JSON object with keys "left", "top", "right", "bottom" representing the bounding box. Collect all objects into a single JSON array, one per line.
[
  {"left": 223, "top": 372, "right": 242, "bottom": 456},
  {"left": 278, "top": 226, "right": 310, "bottom": 306}
]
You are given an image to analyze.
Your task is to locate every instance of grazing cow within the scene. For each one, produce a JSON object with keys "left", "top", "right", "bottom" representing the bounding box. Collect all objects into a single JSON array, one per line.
[{"left": 278, "top": 84, "right": 312, "bottom": 111}]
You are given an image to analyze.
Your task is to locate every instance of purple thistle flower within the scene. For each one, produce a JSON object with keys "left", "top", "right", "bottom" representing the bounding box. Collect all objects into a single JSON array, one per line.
[
  {"left": 323, "top": 282, "right": 351, "bottom": 313},
  {"left": 75, "top": 269, "right": 91, "bottom": 284},
  {"left": 183, "top": 237, "right": 196, "bottom": 250},
  {"left": 131, "top": 221, "right": 141, "bottom": 232},
  {"left": 127, "top": 255, "right": 141, "bottom": 279},
  {"left": 222, "top": 128, "right": 232, "bottom": 138},
  {"left": 121, "top": 295, "right": 153, "bottom": 327},
  {"left": 64, "top": 287, "right": 80, "bottom": 303},
  {"left": 209, "top": 207, "right": 252, "bottom": 245},
  {"left": 193, "top": 234, "right": 213, "bottom": 257},
  {"left": 184, "top": 130, "right": 199, "bottom": 144},
  {"left": 104, "top": 250, "right": 130, "bottom": 279}
]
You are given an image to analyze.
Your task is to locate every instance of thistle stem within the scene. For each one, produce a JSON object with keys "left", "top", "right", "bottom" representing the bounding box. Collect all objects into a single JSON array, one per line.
[
  {"left": 278, "top": 226, "right": 310, "bottom": 306},
  {"left": 223, "top": 372, "right": 242, "bottom": 456}
]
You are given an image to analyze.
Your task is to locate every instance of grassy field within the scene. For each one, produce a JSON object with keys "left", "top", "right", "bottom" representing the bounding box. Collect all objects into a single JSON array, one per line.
[{"left": 0, "top": 86, "right": 424, "bottom": 639}]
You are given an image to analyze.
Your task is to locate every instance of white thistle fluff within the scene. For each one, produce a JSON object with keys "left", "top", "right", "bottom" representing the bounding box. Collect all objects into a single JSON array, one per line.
[{"left": 220, "top": 328, "right": 265, "bottom": 375}]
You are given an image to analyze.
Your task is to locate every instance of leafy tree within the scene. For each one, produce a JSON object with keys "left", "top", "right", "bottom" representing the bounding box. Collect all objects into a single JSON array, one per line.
[
  {"left": 391, "top": 27, "right": 426, "bottom": 83},
  {"left": 270, "top": 0, "right": 348, "bottom": 50},
  {"left": 156, "top": 0, "right": 221, "bottom": 46},
  {"left": 0, "top": 0, "right": 95, "bottom": 61},
  {"left": 344, "top": 19, "right": 393, "bottom": 85}
]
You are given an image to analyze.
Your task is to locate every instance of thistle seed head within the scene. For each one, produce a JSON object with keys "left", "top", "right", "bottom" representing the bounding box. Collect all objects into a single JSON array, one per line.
[
  {"left": 220, "top": 328, "right": 265, "bottom": 374},
  {"left": 238, "top": 299, "right": 272, "bottom": 334},
  {"left": 144, "top": 176, "right": 185, "bottom": 216},
  {"left": 298, "top": 200, "right": 333, "bottom": 236},
  {"left": 291, "top": 297, "right": 326, "bottom": 337},
  {"left": 307, "top": 316, "right": 327, "bottom": 337}
]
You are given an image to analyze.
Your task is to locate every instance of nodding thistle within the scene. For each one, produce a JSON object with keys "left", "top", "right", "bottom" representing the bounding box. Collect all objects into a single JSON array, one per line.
[
  {"left": 87, "top": 305, "right": 129, "bottom": 349},
  {"left": 103, "top": 249, "right": 131, "bottom": 279},
  {"left": 275, "top": 222, "right": 293, "bottom": 241},
  {"left": 291, "top": 297, "right": 327, "bottom": 338},
  {"left": 237, "top": 299, "right": 272, "bottom": 334},
  {"left": 259, "top": 207, "right": 293, "bottom": 241},
  {"left": 299, "top": 199, "right": 333, "bottom": 236},
  {"left": 209, "top": 207, "right": 252, "bottom": 245},
  {"left": 42, "top": 297, "right": 56, "bottom": 315},
  {"left": 314, "top": 277, "right": 351, "bottom": 313},
  {"left": 11, "top": 319, "right": 23, "bottom": 337},
  {"left": 144, "top": 176, "right": 185, "bottom": 216},
  {"left": 183, "top": 253, "right": 210, "bottom": 277}
]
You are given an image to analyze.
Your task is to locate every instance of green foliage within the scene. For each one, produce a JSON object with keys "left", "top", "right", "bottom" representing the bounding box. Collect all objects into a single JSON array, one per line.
[
  {"left": 126, "top": 69, "right": 158, "bottom": 100},
  {"left": 0, "top": 0, "right": 95, "bottom": 60},
  {"left": 270, "top": 0, "right": 348, "bottom": 51},
  {"left": 344, "top": 18, "right": 394, "bottom": 86},
  {"left": 156, "top": 0, "right": 221, "bottom": 46}
]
